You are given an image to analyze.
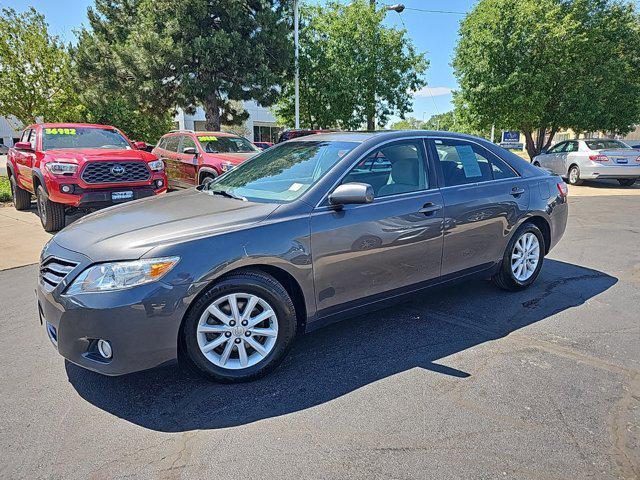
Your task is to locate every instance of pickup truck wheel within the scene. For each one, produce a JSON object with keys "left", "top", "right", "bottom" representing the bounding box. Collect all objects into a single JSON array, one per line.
[
  {"left": 181, "top": 270, "right": 297, "bottom": 383},
  {"left": 10, "top": 175, "right": 31, "bottom": 210},
  {"left": 36, "top": 185, "right": 66, "bottom": 232},
  {"left": 617, "top": 178, "right": 636, "bottom": 187},
  {"left": 199, "top": 172, "right": 217, "bottom": 186},
  {"left": 492, "top": 222, "right": 545, "bottom": 291}
]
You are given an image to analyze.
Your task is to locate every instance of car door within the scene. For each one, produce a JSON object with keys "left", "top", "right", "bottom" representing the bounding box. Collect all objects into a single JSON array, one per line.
[
  {"left": 427, "top": 137, "right": 529, "bottom": 277},
  {"left": 548, "top": 142, "right": 568, "bottom": 174},
  {"left": 560, "top": 140, "right": 579, "bottom": 175},
  {"left": 177, "top": 135, "right": 199, "bottom": 186},
  {"left": 310, "top": 138, "right": 444, "bottom": 316},
  {"left": 15, "top": 128, "right": 37, "bottom": 191},
  {"left": 160, "top": 135, "right": 183, "bottom": 189}
]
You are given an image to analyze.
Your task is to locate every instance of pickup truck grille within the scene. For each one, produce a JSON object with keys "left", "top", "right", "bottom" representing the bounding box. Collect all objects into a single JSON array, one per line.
[
  {"left": 40, "top": 257, "right": 78, "bottom": 289},
  {"left": 81, "top": 161, "right": 150, "bottom": 184}
]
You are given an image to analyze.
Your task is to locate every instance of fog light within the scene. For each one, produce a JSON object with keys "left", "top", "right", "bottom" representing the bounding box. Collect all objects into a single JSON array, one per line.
[
  {"left": 61, "top": 184, "right": 72, "bottom": 193},
  {"left": 155, "top": 179, "right": 164, "bottom": 188},
  {"left": 97, "top": 339, "right": 112, "bottom": 359}
]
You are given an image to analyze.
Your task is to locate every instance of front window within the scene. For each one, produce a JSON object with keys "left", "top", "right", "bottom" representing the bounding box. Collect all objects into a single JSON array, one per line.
[
  {"left": 204, "top": 141, "right": 358, "bottom": 203},
  {"left": 197, "top": 135, "right": 259, "bottom": 154},
  {"left": 585, "top": 139, "right": 629, "bottom": 150},
  {"left": 42, "top": 127, "right": 131, "bottom": 151}
]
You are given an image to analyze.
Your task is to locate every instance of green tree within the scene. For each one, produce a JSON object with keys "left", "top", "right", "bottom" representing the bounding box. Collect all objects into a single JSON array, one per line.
[
  {"left": 390, "top": 117, "right": 425, "bottom": 130},
  {"left": 276, "top": 0, "right": 427, "bottom": 130},
  {"left": 453, "top": 0, "right": 640, "bottom": 159},
  {"left": 0, "top": 7, "right": 82, "bottom": 127},
  {"left": 78, "top": 0, "right": 292, "bottom": 132}
]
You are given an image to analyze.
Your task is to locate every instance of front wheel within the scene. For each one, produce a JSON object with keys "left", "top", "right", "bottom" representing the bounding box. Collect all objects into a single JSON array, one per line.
[
  {"left": 36, "top": 185, "right": 66, "bottom": 232},
  {"left": 567, "top": 165, "right": 583, "bottom": 185},
  {"left": 492, "top": 223, "right": 545, "bottom": 291},
  {"left": 9, "top": 175, "right": 31, "bottom": 210},
  {"left": 617, "top": 178, "right": 636, "bottom": 187},
  {"left": 180, "top": 270, "right": 297, "bottom": 383}
]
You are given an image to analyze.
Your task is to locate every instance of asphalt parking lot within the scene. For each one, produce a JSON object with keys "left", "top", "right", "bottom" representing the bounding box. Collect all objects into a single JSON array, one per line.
[{"left": 1, "top": 191, "right": 639, "bottom": 479}]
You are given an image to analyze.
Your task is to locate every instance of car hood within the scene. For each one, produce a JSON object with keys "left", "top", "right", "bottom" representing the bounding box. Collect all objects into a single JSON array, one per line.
[
  {"left": 202, "top": 152, "right": 257, "bottom": 165},
  {"left": 44, "top": 148, "right": 155, "bottom": 163},
  {"left": 52, "top": 189, "right": 279, "bottom": 261}
]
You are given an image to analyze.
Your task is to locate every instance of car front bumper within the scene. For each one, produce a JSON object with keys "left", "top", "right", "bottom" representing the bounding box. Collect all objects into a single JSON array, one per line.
[
  {"left": 579, "top": 162, "right": 640, "bottom": 179},
  {"left": 37, "top": 244, "right": 195, "bottom": 376}
]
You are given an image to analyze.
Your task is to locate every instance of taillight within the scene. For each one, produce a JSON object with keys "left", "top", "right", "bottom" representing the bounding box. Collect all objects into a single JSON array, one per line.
[
  {"left": 589, "top": 154, "right": 609, "bottom": 162},
  {"left": 557, "top": 181, "right": 568, "bottom": 197}
]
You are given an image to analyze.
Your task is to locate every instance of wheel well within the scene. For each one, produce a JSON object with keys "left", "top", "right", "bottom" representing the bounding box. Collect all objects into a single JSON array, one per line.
[
  {"left": 568, "top": 163, "right": 579, "bottom": 174},
  {"left": 198, "top": 170, "right": 217, "bottom": 182},
  {"left": 179, "top": 264, "right": 308, "bottom": 339},
  {"left": 32, "top": 174, "right": 41, "bottom": 190},
  {"left": 527, "top": 216, "right": 551, "bottom": 254}
]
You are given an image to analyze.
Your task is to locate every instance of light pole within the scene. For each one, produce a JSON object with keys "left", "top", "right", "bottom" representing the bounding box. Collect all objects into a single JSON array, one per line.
[{"left": 294, "top": 0, "right": 300, "bottom": 129}]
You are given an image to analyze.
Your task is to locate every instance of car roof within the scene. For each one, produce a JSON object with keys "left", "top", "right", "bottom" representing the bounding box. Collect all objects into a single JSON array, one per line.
[{"left": 287, "top": 130, "right": 490, "bottom": 144}]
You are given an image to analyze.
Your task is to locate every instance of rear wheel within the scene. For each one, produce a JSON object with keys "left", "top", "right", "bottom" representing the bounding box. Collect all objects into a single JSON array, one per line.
[
  {"left": 567, "top": 165, "right": 583, "bottom": 185},
  {"left": 9, "top": 175, "right": 31, "bottom": 210},
  {"left": 617, "top": 178, "right": 636, "bottom": 187},
  {"left": 180, "top": 270, "right": 297, "bottom": 383},
  {"left": 492, "top": 223, "right": 545, "bottom": 291},
  {"left": 36, "top": 185, "right": 66, "bottom": 232}
]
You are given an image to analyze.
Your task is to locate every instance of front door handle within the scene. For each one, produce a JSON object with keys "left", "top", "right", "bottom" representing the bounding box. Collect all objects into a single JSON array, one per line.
[
  {"left": 418, "top": 203, "right": 442, "bottom": 215},
  {"left": 510, "top": 187, "right": 525, "bottom": 196}
]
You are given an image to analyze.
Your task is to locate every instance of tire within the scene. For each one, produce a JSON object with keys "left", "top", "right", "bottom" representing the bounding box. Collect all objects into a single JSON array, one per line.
[
  {"left": 492, "top": 222, "right": 545, "bottom": 292},
  {"left": 180, "top": 269, "right": 297, "bottom": 383},
  {"left": 9, "top": 174, "right": 31, "bottom": 210},
  {"left": 617, "top": 178, "right": 636, "bottom": 187},
  {"left": 567, "top": 165, "right": 583, "bottom": 185},
  {"left": 199, "top": 172, "right": 217, "bottom": 186},
  {"left": 36, "top": 185, "right": 66, "bottom": 232}
]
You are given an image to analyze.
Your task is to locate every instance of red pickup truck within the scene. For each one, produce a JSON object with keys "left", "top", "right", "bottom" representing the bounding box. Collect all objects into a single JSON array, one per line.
[{"left": 6, "top": 123, "right": 167, "bottom": 232}]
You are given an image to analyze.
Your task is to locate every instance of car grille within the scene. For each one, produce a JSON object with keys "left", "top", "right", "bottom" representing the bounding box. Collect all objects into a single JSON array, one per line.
[
  {"left": 40, "top": 257, "right": 78, "bottom": 289},
  {"left": 81, "top": 161, "right": 150, "bottom": 184}
]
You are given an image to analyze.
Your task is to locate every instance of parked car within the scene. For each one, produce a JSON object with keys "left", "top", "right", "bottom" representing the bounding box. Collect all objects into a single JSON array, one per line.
[
  {"left": 277, "top": 129, "right": 335, "bottom": 143},
  {"left": 38, "top": 131, "right": 567, "bottom": 382},
  {"left": 253, "top": 141, "right": 273, "bottom": 150},
  {"left": 532, "top": 138, "right": 640, "bottom": 186},
  {"left": 153, "top": 130, "right": 260, "bottom": 189},
  {"left": 6, "top": 123, "right": 167, "bottom": 232},
  {"left": 0, "top": 144, "right": 9, "bottom": 155}
]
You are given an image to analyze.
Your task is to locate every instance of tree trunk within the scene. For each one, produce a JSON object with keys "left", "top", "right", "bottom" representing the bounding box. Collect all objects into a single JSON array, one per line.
[
  {"left": 522, "top": 126, "right": 558, "bottom": 160},
  {"left": 203, "top": 94, "right": 221, "bottom": 131}
]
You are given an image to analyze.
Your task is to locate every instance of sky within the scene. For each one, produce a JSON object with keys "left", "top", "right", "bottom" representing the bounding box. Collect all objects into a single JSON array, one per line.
[{"left": 0, "top": 1, "right": 493, "bottom": 122}]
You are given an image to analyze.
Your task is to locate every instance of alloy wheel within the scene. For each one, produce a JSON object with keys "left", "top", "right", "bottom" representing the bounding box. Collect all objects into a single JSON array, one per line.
[
  {"left": 511, "top": 232, "right": 540, "bottom": 282},
  {"left": 197, "top": 293, "right": 278, "bottom": 370},
  {"left": 569, "top": 167, "right": 579, "bottom": 184}
]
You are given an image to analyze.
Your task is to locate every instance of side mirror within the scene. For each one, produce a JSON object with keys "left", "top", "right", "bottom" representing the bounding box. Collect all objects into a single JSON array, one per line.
[
  {"left": 329, "top": 182, "right": 374, "bottom": 207},
  {"left": 133, "top": 141, "right": 147, "bottom": 150},
  {"left": 183, "top": 147, "right": 198, "bottom": 155},
  {"left": 14, "top": 141, "right": 33, "bottom": 151}
]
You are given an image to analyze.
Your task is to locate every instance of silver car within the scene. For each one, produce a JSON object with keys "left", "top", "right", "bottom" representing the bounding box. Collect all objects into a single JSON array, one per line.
[{"left": 532, "top": 139, "right": 640, "bottom": 186}]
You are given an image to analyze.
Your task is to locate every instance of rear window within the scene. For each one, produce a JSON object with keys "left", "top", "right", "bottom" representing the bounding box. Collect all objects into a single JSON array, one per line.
[
  {"left": 42, "top": 127, "right": 130, "bottom": 151},
  {"left": 585, "top": 140, "right": 629, "bottom": 150}
]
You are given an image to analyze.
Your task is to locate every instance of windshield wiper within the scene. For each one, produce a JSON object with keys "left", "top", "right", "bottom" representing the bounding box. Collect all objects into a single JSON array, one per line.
[{"left": 208, "top": 189, "right": 246, "bottom": 201}]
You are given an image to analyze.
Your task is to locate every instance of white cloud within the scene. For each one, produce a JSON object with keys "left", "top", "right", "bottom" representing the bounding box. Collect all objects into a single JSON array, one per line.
[{"left": 412, "top": 86, "right": 453, "bottom": 97}]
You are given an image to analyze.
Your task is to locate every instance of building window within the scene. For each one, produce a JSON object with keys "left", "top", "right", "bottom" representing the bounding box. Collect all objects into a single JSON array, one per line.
[{"left": 253, "top": 125, "right": 282, "bottom": 143}]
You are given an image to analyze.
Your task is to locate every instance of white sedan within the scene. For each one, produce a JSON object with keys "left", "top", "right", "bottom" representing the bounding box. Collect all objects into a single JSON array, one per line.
[{"left": 532, "top": 139, "right": 640, "bottom": 186}]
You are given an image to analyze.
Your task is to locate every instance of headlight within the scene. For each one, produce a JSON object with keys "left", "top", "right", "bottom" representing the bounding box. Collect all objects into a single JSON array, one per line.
[
  {"left": 148, "top": 159, "right": 164, "bottom": 171},
  {"left": 66, "top": 256, "right": 180, "bottom": 294},
  {"left": 46, "top": 162, "right": 78, "bottom": 175}
]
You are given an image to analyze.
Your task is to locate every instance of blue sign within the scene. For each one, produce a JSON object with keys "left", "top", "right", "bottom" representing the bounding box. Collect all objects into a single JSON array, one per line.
[{"left": 502, "top": 131, "right": 520, "bottom": 142}]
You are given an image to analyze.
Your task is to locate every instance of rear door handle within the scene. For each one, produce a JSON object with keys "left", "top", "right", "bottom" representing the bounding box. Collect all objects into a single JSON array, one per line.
[
  {"left": 510, "top": 187, "right": 525, "bottom": 196},
  {"left": 418, "top": 203, "right": 442, "bottom": 215}
]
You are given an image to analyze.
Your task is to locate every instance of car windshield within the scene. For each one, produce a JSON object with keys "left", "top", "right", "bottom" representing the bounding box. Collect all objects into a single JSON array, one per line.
[
  {"left": 197, "top": 135, "right": 259, "bottom": 154},
  {"left": 42, "top": 127, "right": 131, "bottom": 150},
  {"left": 203, "top": 141, "right": 358, "bottom": 203},
  {"left": 585, "top": 139, "right": 630, "bottom": 150}
]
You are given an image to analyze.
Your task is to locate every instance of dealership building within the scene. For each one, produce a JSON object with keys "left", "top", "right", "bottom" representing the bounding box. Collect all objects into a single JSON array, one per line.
[
  {"left": 0, "top": 116, "right": 21, "bottom": 148},
  {"left": 173, "top": 100, "right": 283, "bottom": 144}
]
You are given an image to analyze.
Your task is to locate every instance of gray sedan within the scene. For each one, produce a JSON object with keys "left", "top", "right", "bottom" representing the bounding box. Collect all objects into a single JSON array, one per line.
[
  {"left": 533, "top": 138, "right": 640, "bottom": 186},
  {"left": 37, "top": 131, "right": 568, "bottom": 382}
]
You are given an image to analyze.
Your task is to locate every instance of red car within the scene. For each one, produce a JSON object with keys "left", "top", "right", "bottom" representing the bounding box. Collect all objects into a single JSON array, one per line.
[
  {"left": 6, "top": 123, "right": 167, "bottom": 232},
  {"left": 153, "top": 130, "right": 260, "bottom": 188}
]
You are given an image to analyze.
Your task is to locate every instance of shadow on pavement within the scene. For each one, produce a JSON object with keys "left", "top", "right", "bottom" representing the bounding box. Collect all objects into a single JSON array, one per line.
[{"left": 66, "top": 259, "right": 616, "bottom": 432}]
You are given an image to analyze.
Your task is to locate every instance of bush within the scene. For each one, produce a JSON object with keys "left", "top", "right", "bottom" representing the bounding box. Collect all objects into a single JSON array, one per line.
[{"left": 0, "top": 177, "right": 12, "bottom": 202}]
